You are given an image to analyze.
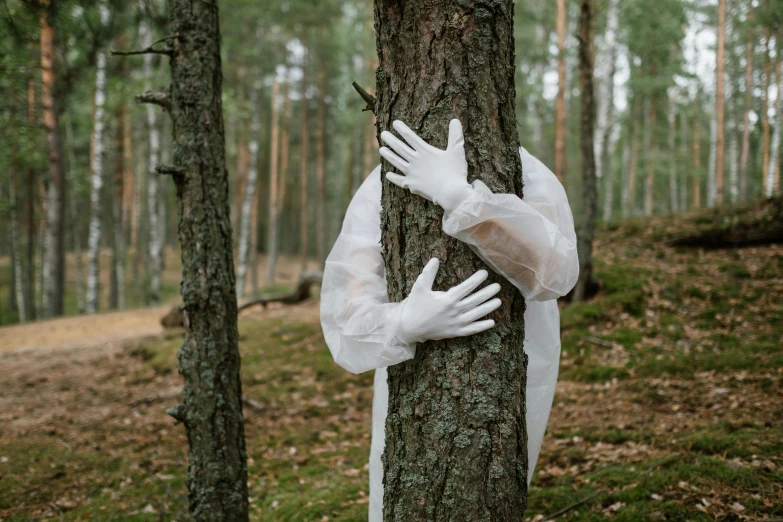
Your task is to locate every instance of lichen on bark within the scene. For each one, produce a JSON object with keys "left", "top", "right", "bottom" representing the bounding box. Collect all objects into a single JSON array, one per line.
[{"left": 374, "top": 1, "right": 528, "bottom": 519}]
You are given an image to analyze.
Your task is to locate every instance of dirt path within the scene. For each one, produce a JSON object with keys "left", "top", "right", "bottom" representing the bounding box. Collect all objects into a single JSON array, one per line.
[{"left": 0, "top": 306, "right": 171, "bottom": 356}]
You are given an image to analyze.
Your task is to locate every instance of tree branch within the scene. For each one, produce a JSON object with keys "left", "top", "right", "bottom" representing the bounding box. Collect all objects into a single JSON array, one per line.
[
  {"left": 111, "top": 36, "right": 175, "bottom": 57},
  {"left": 352, "top": 81, "right": 376, "bottom": 114},
  {"left": 155, "top": 165, "right": 185, "bottom": 178},
  {"left": 136, "top": 91, "right": 170, "bottom": 112}
]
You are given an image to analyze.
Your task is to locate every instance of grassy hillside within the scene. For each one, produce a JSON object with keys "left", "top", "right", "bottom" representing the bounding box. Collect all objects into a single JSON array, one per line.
[{"left": 1, "top": 203, "right": 781, "bottom": 520}]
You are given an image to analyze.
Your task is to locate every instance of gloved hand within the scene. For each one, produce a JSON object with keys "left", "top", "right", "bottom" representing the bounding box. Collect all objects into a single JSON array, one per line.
[
  {"left": 396, "top": 258, "right": 501, "bottom": 344},
  {"left": 380, "top": 119, "right": 473, "bottom": 213}
]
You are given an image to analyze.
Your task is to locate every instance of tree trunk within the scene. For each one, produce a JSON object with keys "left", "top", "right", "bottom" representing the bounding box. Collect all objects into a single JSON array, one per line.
[
  {"left": 708, "top": 108, "right": 718, "bottom": 207},
  {"left": 235, "top": 87, "right": 261, "bottom": 297},
  {"left": 574, "top": 0, "right": 596, "bottom": 302},
  {"left": 141, "top": 18, "right": 162, "bottom": 304},
  {"left": 299, "top": 48, "right": 310, "bottom": 273},
  {"left": 554, "top": 0, "right": 567, "bottom": 184},
  {"left": 65, "top": 116, "right": 85, "bottom": 314},
  {"left": 623, "top": 99, "right": 640, "bottom": 219},
  {"left": 266, "top": 81, "right": 280, "bottom": 285},
  {"left": 10, "top": 146, "right": 26, "bottom": 323},
  {"left": 668, "top": 87, "right": 679, "bottom": 213},
  {"left": 761, "top": 5, "right": 772, "bottom": 195},
  {"left": 679, "top": 109, "right": 689, "bottom": 211},
  {"left": 375, "top": 1, "right": 528, "bottom": 519},
  {"left": 714, "top": 0, "right": 726, "bottom": 205},
  {"left": 594, "top": 0, "right": 619, "bottom": 182},
  {"left": 767, "top": 60, "right": 782, "bottom": 197},
  {"left": 739, "top": 0, "right": 754, "bottom": 201},
  {"left": 111, "top": 103, "right": 127, "bottom": 310},
  {"left": 25, "top": 80, "right": 37, "bottom": 321},
  {"left": 85, "top": 0, "right": 110, "bottom": 315},
  {"left": 693, "top": 109, "right": 702, "bottom": 208},
  {"left": 142, "top": 0, "right": 249, "bottom": 517},
  {"left": 40, "top": 0, "right": 66, "bottom": 318},
  {"left": 602, "top": 126, "right": 617, "bottom": 221},
  {"left": 315, "top": 67, "right": 327, "bottom": 268},
  {"left": 644, "top": 93, "right": 657, "bottom": 216}
]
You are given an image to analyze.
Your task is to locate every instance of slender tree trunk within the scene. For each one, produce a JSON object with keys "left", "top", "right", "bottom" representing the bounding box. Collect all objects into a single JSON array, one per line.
[
  {"left": 728, "top": 73, "right": 739, "bottom": 203},
  {"left": 668, "top": 88, "right": 679, "bottom": 213},
  {"left": 715, "top": 0, "right": 726, "bottom": 205},
  {"left": 65, "top": 116, "right": 85, "bottom": 313},
  {"left": 644, "top": 93, "right": 657, "bottom": 216},
  {"left": 554, "top": 0, "right": 567, "bottom": 184},
  {"left": 235, "top": 87, "right": 261, "bottom": 297},
  {"left": 679, "top": 109, "right": 689, "bottom": 211},
  {"left": 767, "top": 60, "right": 782, "bottom": 197},
  {"left": 111, "top": 104, "right": 127, "bottom": 310},
  {"left": 85, "top": 0, "right": 110, "bottom": 314},
  {"left": 315, "top": 67, "right": 326, "bottom": 267},
  {"left": 266, "top": 81, "right": 280, "bottom": 285},
  {"left": 376, "top": 1, "right": 528, "bottom": 518},
  {"left": 136, "top": 0, "right": 249, "bottom": 517},
  {"left": 40, "top": 0, "right": 66, "bottom": 318},
  {"left": 693, "top": 111, "right": 702, "bottom": 208},
  {"left": 708, "top": 109, "right": 718, "bottom": 207},
  {"left": 10, "top": 146, "right": 26, "bottom": 323},
  {"left": 739, "top": 0, "right": 754, "bottom": 201},
  {"left": 25, "top": 80, "right": 37, "bottom": 320},
  {"left": 594, "top": 0, "right": 619, "bottom": 182},
  {"left": 574, "top": 0, "right": 597, "bottom": 302},
  {"left": 761, "top": 4, "right": 772, "bottom": 195},
  {"left": 141, "top": 18, "right": 162, "bottom": 304},
  {"left": 299, "top": 54, "right": 310, "bottom": 273},
  {"left": 623, "top": 100, "right": 640, "bottom": 218}
]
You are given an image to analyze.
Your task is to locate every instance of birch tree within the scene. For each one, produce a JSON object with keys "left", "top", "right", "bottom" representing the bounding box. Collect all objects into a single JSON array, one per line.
[
  {"left": 235, "top": 86, "right": 261, "bottom": 297},
  {"left": 85, "top": 0, "right": 110, "bottom": 314}
]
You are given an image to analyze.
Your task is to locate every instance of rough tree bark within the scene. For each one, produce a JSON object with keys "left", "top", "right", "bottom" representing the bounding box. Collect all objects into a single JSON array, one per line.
[
  {"left": 123, "top": 0, "right": 250, "bottom": 518},
  {"left": 375, "top": 1, "right": 528, "bottom": 519},
  {"left": 554, "top": 0, "right": 567, "bottom": 184},
  {"left": 574, "top": 0, "right": 596, "bottom": 302},
  {"left": 40, "top": 0, "right": 65, "bottom": 318}
]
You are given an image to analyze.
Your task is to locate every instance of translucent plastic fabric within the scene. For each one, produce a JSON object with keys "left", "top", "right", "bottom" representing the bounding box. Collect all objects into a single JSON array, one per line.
[{"left": 320, "top": 147, "right": 579, "bottom": 521}]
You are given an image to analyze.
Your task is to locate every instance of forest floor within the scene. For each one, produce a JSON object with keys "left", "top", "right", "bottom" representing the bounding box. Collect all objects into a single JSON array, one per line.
[{"left": 1, "top": 204, "right": 782, "bottom": 521}]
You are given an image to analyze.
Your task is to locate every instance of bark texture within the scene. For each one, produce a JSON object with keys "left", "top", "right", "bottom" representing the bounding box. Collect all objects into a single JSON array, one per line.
[
  {"left": 160, "top": 0, "right": 249, "bottom": 518},
  {"left": 375, "top": 1, "right": 527, "bottom": 519},
  {"left": 574, "top": 0, "right": 596, "bottom": 302}
]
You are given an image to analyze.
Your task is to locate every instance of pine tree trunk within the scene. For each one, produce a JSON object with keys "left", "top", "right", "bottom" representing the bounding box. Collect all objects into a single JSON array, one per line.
[
  {"left": 554, "top": 0, "right": 567, "bottom": 184},
  {"left": 708, "top": 109, "right": 718, "bottom": 207},
  {"left": 266, "top": 81, "right": 280, "bottom": 285},
  {"left": 10, "top": 146, "right": 26, "bottom": 323},
  {"left": 65, "top": 116, "right": 85, "bottom": 314},
  {"left": 85, "top": 0, "right": 110, "bottom": 315},
  {"left": 715, "top": 0, "right": 726, "bottom": 205},
  {"left": 25, "top": 79, "right": 37, "bottom": 321},
  {"left": 141, "top": 19, "right": 162, "bottom": 304},
  {"left": 375, "top": 1, "right": 528, "bottom": 518},
  {"left": 147, "top": 0, "right": 249, "bottom": 517},
  {"left": 623, "top": 99, "right": 640, "bottom": 218},
  {"left": 594, "top": 0, "right": 619, "bottom": 181},
  {"left": 235, "top": 87, "right": 261, "bottom": 297},
  {"left": 761, "top": 5, "right": 772, "bottom": 195},
  {"left": 299, "top": 50, "right": 310, "bottom": 273},
  {"left": 739, "top": 0, "right": 754, "bottom": 201},
  {"left": 111, "top": 104, "right": 126, "bottom": 310},
  {"left": 574, "top": 0, "right": 596, "bottom": 302},
  {"left": 315, "top": 67, "right": 326, "bottom": 268},
  {"left": 767, "top": 60, "right": 782, "bottom": 197},
  {"left": 668, "top": 88, "right": 679, "bottom": 213},
  {"left": 40, "top": 0, "right": 66, "bottom": 318},
  {"left": 602, "top": 128, "right": 617, "bottom": 221},
  {"left": 693, "top": 109, "right": 702, "bottom": 208},
  {"left": 644, "top": 93, "right": 657, "bottom": 216},
  {"left": 679, "top": 110, "right": 689, "bottom": 211}
]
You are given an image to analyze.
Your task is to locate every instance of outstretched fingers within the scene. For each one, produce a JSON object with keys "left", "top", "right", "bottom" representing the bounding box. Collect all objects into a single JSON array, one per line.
[
  {"left": 457, "top": 319, "right": 496, "bottom": 337},
  {"left": 459, "top": 298, "right": 501, "bottom": 324},
  {"left": 392, "top": 120, "right": 429, "bottom": 150},
  {"left": 448, "top": 269, "right": 488, "bottom": 301},
  {"left": 381, "top": 130, "right": 417, "bottom": 160},
  {"left": 379, "top": 147, "right": 409, "bottom": 174},
  {"left": 458, "top": 282, "right": 501, "bottom": 310}
]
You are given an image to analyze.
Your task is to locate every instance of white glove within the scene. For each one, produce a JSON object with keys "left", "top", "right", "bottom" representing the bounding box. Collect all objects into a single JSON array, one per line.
[
  {"left": 380, "top": 119, "right": 474, "bottom": 213},
  {"left": 396, "top": 258, "right": 501, "bottom": 345}
]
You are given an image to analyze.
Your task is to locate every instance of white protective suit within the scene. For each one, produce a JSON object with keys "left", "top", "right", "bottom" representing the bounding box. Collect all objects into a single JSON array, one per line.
[{"left": 320, "top": 146, "right": 579, "bottom": 521}]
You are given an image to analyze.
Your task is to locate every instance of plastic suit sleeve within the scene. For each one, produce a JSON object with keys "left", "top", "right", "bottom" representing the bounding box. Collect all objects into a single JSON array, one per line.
[
  {"left": 320, "top": 168, "right": 416, "bottom": 374},
  {"left": 442, "top": 147, "right": 579, "bottom": 302}
]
